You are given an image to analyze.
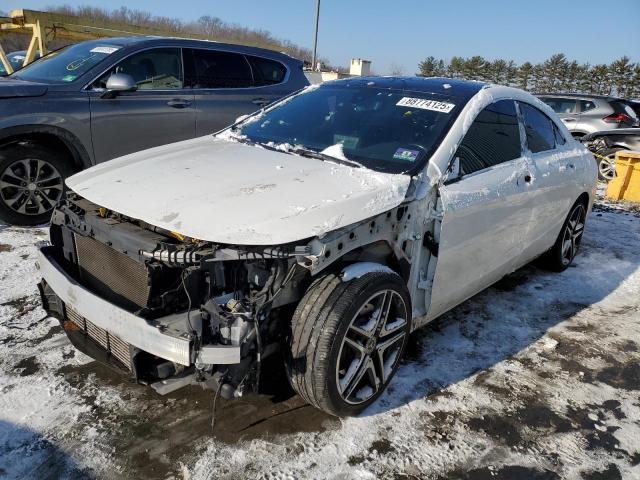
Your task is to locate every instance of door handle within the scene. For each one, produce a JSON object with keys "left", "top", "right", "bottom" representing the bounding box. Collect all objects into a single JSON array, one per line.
[
  {"left": 252, "top": 98, "right": 270, "bottom": 106},
  {"left": 563, "top": 118, "right": 576, "bottom": 122},
  {"left": 524, "top": 173, "right": 532, "bottom": 183},
  {"left": 167, "top": 99, "right": 192, "bottom": 108}
]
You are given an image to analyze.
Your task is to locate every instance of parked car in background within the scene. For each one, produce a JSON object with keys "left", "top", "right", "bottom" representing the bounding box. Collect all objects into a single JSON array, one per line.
[
  {"left": 0, "top": 37, "right": 308, "bottom": 225},
  {"left": 37, "top": 77, "right": 596, "bottom": 417},
  {"left": 0, "top": 50, "right": 42, "bottom": 76},
  {"left": 537, "top": 93, "right": 639, "bottom": 138},
  {"left": 581, "top": 128, "right": 640, "bottom": 181}
]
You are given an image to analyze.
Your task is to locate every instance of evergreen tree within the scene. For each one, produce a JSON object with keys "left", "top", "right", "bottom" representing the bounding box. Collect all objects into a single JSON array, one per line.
[
  {"left": 417, "top": 56, "right": 446, "bottom": 77},
  {"left": 516, "top": 62, "right": 534, "bottom": 90},
  {"left": 609, "top": 56, "right": 634, "bottom": 97}
]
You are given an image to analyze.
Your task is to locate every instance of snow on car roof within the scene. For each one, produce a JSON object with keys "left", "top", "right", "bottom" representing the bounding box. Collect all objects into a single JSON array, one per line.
[{"left": 328, "top": 76, "right": 487, "bottom": 100}]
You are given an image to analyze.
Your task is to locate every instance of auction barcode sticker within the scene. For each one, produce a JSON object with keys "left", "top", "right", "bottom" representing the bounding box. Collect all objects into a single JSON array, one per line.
[{"left": 396, "top": 97, "right": 455, "bottom": 113}]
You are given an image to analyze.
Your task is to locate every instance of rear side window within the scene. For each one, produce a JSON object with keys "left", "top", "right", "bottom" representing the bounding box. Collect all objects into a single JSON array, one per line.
[
  {"left": 580, "top": 100, "right": 596, "bottom": 112},
  {"left": 187, "top": 49, "right": 253, "bottom": 88},
  {"left": 520, "top": 103, "right": 556, "bottom": 153},
  {"left": 457, "top": 100, "right": 522, "bottom": 176},
  {"left": 247, "top": 55, "right": 287, "bottom": 86},
  {"left": 543, "top": 97, "right": 578, "bottom": 114}
]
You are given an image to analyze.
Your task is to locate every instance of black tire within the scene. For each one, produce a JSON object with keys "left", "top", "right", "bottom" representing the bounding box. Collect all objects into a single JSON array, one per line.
[
  {"left": 0, "top": 143, "right": 73, "bottom": 226},
  {"left": 285, "top": 270, "right": 412, "bottom": 417},
  {"left": 596, "top": 147, "right": 624, "bottom": 182},
  {"left": 537, "top": 199, "right": 587, "bottom": 272}
]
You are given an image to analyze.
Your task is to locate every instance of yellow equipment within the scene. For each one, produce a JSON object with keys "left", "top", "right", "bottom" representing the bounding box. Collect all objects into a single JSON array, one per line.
[{"left": 606, "top": 151, "right": 640, "bottom": 203}]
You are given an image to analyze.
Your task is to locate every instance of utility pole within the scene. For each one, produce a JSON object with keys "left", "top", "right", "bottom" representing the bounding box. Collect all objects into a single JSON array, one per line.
[{"left": 311, "top": 0, "right": 320, "bottom": 71}]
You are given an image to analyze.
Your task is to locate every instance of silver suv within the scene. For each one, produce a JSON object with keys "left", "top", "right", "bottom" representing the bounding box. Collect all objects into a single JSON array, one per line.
[
  {"left": 537, "top": 93, "right": 639, "bottom": 138},
  {"left": 0, "top": 37, "right": 308, "bottom": 226}
]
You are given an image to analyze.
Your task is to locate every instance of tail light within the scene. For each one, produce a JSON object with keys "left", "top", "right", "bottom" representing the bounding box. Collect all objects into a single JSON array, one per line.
[{"left": 603, "top": 113, "right": 632, "bottom": 124}]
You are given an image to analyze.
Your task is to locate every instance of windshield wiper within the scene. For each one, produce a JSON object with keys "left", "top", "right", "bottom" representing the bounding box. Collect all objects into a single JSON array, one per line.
[{"left": 289, "top": 146, "right": 362, "bottom": 168}]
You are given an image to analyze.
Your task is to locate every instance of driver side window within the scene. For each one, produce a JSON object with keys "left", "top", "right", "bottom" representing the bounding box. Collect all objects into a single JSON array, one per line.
[
  {"left": 456, "top": 100, "right": 522, "bottom": 176},
  {"left": 93, "top": 48, "right": 184, "bottom": 90}
]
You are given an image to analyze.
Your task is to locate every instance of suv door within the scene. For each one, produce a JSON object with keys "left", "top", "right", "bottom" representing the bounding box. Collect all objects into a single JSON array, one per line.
[
  {"left": 427, "top": 100, "right": 535, "bottom": 319},
  {"left": 88, "top": 47, "right": 196, "bottom": 163},
  {"left": 540, "top": 97, "right": 579, "bottom": 133},
  {"left": 184, "top": 48, "right": 286, "bottom": 136}
]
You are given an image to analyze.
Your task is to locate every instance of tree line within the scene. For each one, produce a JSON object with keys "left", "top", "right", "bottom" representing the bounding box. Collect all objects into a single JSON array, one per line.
[
  {"left": 417, "top": 54, "right": 640, "bottom": 99},
  {"left": 1, "top": 5, "right": 336, "bottom": 69}
]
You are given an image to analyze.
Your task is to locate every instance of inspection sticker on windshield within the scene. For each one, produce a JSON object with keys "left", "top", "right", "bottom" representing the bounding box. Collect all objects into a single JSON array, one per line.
[
  {"left": 90, "top": 46, "right": 120, "bottom": 55},
  {"left": 396, "top": 97, "right": 455, "bottom": 113},
  {"left": 393, "top": 148, "right": 420, "bottom": 162}
]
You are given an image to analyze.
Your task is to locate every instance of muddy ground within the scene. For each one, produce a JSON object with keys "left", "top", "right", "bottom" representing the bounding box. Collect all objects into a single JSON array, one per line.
[{"left": 1, "top": 198, "right": 639, "bottom": 480}]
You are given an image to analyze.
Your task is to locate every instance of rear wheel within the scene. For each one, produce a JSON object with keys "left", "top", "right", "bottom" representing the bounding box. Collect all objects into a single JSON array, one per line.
[
  {"left": 0, "top": 144, "right": 73, "bottom": 226},
  {"left": 538, "top": 200, "right": 587, "bottom": 272},
  {"left": 285, "top": 271, "right": 411, "bottom": 417}
]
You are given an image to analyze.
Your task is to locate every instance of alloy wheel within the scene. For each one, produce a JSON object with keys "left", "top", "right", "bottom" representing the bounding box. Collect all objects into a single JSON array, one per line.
[
  {"left": 0, "top": 158, "right": 64, "bottom": 216},
  {"left": 561, "top": 204, "right": 586, "bottom": 266},
  {"left": 598, "top": 154, "right": 616, "bottom": 182},
  {"left": 336, "top": 289, "right": 408, "bottom": 405}
]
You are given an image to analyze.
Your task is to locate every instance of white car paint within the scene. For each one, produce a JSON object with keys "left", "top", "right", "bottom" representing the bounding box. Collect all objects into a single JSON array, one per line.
[
  {"left": 66, "top": 83, "right": 596, "bottom": 326},
  {"left": 66, "top": 136, "right": 411, "bottom": 245}
]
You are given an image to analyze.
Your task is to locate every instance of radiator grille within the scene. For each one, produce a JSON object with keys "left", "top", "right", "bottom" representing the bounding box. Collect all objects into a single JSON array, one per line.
[
  {"left": 74, "top": 234, "right": 150, "bottom": 309},
  {"left": 66, "top": 306, "right": 133, "bottom": 372}
]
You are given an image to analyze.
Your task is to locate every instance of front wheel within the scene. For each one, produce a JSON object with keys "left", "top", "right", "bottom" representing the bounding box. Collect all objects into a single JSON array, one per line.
[
  {"left": 0, "top": 144, "right": 73, "bottom": 226},
  {"left": 286, "top": 271, "right": 411, "bottom": 417}
]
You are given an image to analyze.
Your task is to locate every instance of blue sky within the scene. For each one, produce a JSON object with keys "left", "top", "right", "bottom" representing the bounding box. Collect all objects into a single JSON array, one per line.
[{"left": 4, "top": 0, "right": 639, "bottom": 73}]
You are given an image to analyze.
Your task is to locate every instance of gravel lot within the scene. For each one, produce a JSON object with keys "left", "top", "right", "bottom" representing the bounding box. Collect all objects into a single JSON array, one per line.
[{"left": 1, "top": 195, "right": 639, "bottom": 480}]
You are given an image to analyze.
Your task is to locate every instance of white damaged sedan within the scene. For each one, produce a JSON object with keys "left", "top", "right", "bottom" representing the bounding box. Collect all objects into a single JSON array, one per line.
[{"left": 36, "top": 77, "right": 596, "bottom": 416}]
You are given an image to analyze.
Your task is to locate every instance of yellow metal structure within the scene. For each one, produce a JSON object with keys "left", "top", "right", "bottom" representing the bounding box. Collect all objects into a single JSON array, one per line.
[{"left": 606, "top": 151, "right": 640, "bottom": 202}]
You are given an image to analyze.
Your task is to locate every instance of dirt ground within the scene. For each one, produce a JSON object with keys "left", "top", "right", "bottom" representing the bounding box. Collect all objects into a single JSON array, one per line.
[{"left": 1, "top": 195, "right": 639, "bottom": 480}]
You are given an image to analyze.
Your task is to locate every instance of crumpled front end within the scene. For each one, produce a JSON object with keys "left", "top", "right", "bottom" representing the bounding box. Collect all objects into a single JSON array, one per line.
[{"left": 37, "top": 192, "right": 311, "bottom": 396}]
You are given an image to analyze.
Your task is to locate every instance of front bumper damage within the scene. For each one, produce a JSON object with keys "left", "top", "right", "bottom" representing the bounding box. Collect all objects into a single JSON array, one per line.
[{"left": 37, "top": 245, "right": 241, "bottom": 392}]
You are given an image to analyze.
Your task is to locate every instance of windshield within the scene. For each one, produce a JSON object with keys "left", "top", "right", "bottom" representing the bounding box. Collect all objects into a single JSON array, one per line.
[
  {"left": 11, "top": 42, "right": 122, "bottom": 83},
  {"left": 232, "top": 84, "right": 464, "bottom": 174}
]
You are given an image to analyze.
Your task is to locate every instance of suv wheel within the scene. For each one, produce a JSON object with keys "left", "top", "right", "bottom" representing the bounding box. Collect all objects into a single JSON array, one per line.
[
  {"left": 0, "top": 144, "right": 73, "bottom": 226},
  {"left": 286, "top": 270, "right": 411, "bottom": 416}
]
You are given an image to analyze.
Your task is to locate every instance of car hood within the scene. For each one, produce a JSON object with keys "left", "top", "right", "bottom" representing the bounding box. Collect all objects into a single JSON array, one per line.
[
  {"left": 66, "top": 136, "right": 412, "bottom": 245},
  {"left": 0, "top": 77, "right": 49, "bottom": 98}
]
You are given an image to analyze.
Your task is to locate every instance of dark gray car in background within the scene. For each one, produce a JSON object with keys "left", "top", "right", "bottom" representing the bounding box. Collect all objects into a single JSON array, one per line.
[
  {"left": 581, "top": 128, "right": 640, "bottom": 181},
  {"left": 537, "top": 93, "right": 639, "bottom": 138},
  {"left": 0, "top": 37, "right": 308, "bottom": 225}
]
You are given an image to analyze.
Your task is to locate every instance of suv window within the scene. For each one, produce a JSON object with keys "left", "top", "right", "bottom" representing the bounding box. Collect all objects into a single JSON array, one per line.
[
  {"left": 580, "top": 100, "right": 596, "bottom": 112},
  {"left": 456, "top": 100, "right": 521, "bottom": 176},
  {"left": 94, "top": 48, "right": 183, "bottom": 90},
  {"left": 520, "top": 103, "right": 556, "bottom": 153},
  {"left": 247, "top": 55, "right": 287, "bottom": 86},
  {"left": 187, "top": 49, "right": 253, "bottom": 88},
  {"left": 542, "top": 97, "right": 578, "bottom": 114}
]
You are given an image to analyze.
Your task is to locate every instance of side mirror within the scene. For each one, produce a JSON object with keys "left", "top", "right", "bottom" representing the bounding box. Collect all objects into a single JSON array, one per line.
[{"left": 101, "top": 73, "right": 137, "bottom": 99}]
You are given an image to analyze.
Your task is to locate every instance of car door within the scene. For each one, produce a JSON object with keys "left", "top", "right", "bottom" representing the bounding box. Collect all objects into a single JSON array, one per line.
[
  {"left": 88, "top": 47, "right": 196, "bottom": 163},
  {"left": 540, "top": 97, "right": 579, "bottom": 133},
  {"left": 518, "top": 102, "right": 577, "bottom": 259},
  {"left": 184, "top": 48, "right": 285, "bottom": 136},
  {"left": 426, "top": 100, "right": 535, "bottom": 320}
]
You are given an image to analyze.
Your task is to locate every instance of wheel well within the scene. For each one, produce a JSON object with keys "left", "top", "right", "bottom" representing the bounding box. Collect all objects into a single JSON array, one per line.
[
  {"left": 0, "top": 131, "right": 88, "bottom": 173},
  {"left": 330, "top": 241, "right": 409, "bottom": 282},
  {"left": 577, "top": 192, "right": 590, "bottom": 208},
  {"left": 571, "top": 131, "right": 587, "bottom": 139}
]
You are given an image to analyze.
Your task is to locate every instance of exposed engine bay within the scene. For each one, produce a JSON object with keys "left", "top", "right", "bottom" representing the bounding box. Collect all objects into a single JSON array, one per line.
[{"left": 37, "top": 191, "right": 426, "bottom": 398}]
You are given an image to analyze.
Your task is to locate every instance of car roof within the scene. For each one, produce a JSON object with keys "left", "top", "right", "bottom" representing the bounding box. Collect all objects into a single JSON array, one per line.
[
  {"left": 82, "top": 36, "right": 300, "bottom": 63},
  {"left": 324, "top": 76, "right": 487, "bottom": 100}
]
